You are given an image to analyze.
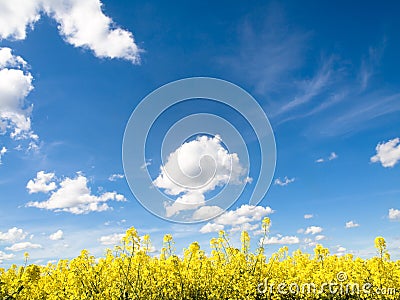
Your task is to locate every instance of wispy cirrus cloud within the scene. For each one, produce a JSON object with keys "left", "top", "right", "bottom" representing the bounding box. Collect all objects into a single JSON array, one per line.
[
  {"left": 277, "top": 58, "right": 333, "bottom": 115},
  {"left": 358, "top": 42, "right": 385, "bottom": 91},
  {"left": 224, "top": 8, "right": 397, "bottom": 137},
  {"left": 220, "top": 3, "right": 309, "bottom": 96}
]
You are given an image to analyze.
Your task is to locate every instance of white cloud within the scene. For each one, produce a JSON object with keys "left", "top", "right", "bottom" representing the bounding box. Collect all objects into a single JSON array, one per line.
[
  {"left": 304, "top": 226, "right": 323, "bottom": 235},
  {"left": 231, "top": 223, "right": 259, "bottom": 234},
  {"left": 0, "top": 0, "right": 41, "bottom": 40},
  {"left": 337, "top": 246, "right": 346, "bottom": 253},
  {"left": 199, "top": 223, "right": 224, "bottom": 234},
  {"left": 6, "top": 242, "right": 42, "bottom": 251},
  {"left": 192, "top": 206, "right": 224, "bottom": 220},
  {"left": 371, "top": 138, "right": 400, "bottom": 168},
  {"left": 99, "top": 233, "right": 124, "bottom": 245},
  {"left": 0, "top": 0, "right": 141, "bottom": 63},
  {"left": 316, "top": 152, "right": 338, "bottom": 163},
  {"left": 304, "top": 237, "right": 312, "bottom": 244},
  {"left": 214, "top": 205, "right": 273, "bottom": 226},
  {"left": 108, "top": 173, "right": 124, "bottom": 181},
  {"left": 199, "top": 205, "right": 274, "bottom": 234},
  {"left": 0, "top": 251, "right": 15, "bottom": 263},
  {"left": 154, "top": 135, "right": 247, "bottom": 217},
  {"left": 345, "top": 221, "right": 360, "bottom": 228},
  {"left": 26, "top": 171, "right": 57, "bottom": 194},
  {"left": 274, "top": 176, "right": 295, "bottom": 186},
  {"left": 304, "top": 214, "right": 313, "bottom": 219},
  {"left": 264, "top": 235, "right": 300, "bottom": 245},
  {"left": 0, "top": 47, "right": 37, "bottom": 140},
  {"left": 315, "top": 235, "right": 325, "bottom": 241},
  {"left": 26, "top": 173, "right": 126, "bottom": 214},
  {"left": 0, "top": 146, "right": 7, "bottom": 164},
  {"left": 328, "top": 152, "right": 338, "bottom": 160},
  {"left": 0, "top": 227, "right": 27, "bottom": 243},
  {"left": 49, "top": 230, "right": 63, "bottom": 241},
  {"left": 388, "top": 208, "right": 400, "bottom": 221},
  {"left": 164, "top": 192, "right": 205, "bottom": 218}
]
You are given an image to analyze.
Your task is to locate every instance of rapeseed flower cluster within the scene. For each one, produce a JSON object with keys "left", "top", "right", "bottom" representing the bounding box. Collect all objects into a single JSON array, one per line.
[{"left": 0, "top": 218, "right": 399, "bottom": 299}]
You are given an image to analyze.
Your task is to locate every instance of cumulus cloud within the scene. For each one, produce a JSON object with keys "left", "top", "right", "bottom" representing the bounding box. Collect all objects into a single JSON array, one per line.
[
  {"left": 345, "top": 221, "right": 360, "bottom": 228},
  {"left": 26, "top": 171, "right": 57, "bottom": 194},
  {"left": 0, "top": 47, "right": 37, "bottom": 140},
  {"left": 0, "top": 251, "right": 15, "bottom": 263},
  {"left": 315, "top": 235, "right": 325, "bottom": 241},
  {"left": 230, "top": 223, "right": 259, "bottom": 234},
  {"left": 199, "top": 223, "right": 224, "bottom": 234},
  {"left": 0, "top": 0, "right": 41, "bottom": 40},
  {"left": 264, "top": 235, "right": 300, "bottom": 245},
  {"left": 99, "top": 233, "right": 124, "bottom": 245},
  {"left": 388, "top": 208, "right": 400, "bottom": 221},
  {"left": 0, "top": 0, "right": 141, "bottom": 63},
  {"left": 192, "top": 206, "right": 224, "bottom": 220},
  {"left": 274, "top": 176, "right": 295, "bottom": 186},
  {"left": 304, "top": 214, "right": 313, "bottom": 219},
  {"left": 6, "top": 242, "right": 42, "bottom": 252},
  {"left": 371, "top": 138, "right": 400, "bottom": 168},
  {"left": 304, "top": 226, "right": 323, "bottom": 235},
  {"left": 154, "top": 135, "right": 247, "bottom": 217},
  {"left": 26, "top": 172, "right": 126, "bottom": 214},
  {"left": 199, "top": 205, "right": 274, "bottom": 234},
  {"left": 215, "top": 205, "right": 273, "bottom": 226},
  {"left": 108, "top": 173, "right": 124, "bottom": 181},
  {"left": 49, "top": 230, "right": 63, "bottom": 240},
  {"left": 0, "top": 227, "right": 27, "bottom": 243}
]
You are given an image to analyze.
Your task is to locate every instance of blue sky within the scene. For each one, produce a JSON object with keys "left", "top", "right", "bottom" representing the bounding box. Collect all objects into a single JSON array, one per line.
[{"left": 1, "top": 0, "right": 400, "bottom": 266}]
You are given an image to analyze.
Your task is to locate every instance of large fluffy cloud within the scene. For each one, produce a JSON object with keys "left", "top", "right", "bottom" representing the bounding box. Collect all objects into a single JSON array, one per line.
[
  {"left": 0, "top": 0, "right": 41, "bottom": 40},
  {"left": 0, "top": 47, "right": 36, "bottom": 140},
  {"left": 154, "top": 135, "right": 247, "bottom": 217},
  {"left": 0, "top": 0, "right": 141, "bottom": 63},
  {"left": 26, "top": 172, "right": 126, "bottom": 214},
  {"left": 371, "top": 138, "right": 400, "bottom": 168}
]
